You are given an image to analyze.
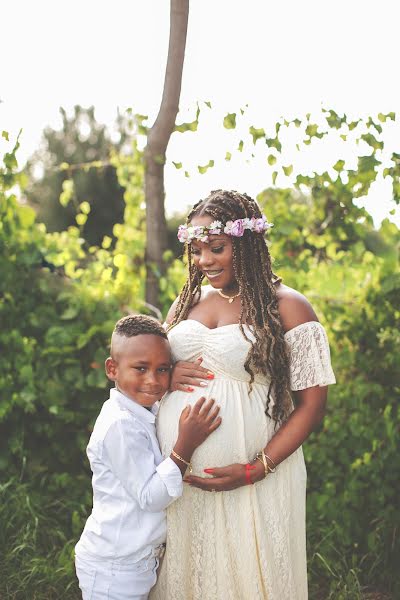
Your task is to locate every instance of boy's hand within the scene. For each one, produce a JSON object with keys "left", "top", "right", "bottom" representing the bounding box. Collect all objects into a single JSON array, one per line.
[{"left": 171, "top": 398, "right": 221, "bottom": 474}]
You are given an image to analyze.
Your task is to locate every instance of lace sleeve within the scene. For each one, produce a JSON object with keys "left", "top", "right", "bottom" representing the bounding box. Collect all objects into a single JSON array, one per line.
[{"left": 284, "top": 321, "right": 336, "bottom": 391}]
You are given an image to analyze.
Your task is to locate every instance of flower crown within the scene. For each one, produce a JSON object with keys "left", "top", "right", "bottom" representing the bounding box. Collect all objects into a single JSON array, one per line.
[{"left": 177, "top": 215, "right": 273, "bottom": 244}]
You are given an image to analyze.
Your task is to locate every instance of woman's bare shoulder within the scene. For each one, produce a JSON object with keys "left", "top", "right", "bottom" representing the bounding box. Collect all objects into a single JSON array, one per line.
[{"left": 275, "top": 284, "right": 318, "bottom": 333}]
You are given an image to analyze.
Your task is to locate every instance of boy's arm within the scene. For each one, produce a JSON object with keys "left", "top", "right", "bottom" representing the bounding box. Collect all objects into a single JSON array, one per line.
[{"left": 102, "top": 418, "right": 182, "bottom": 513}]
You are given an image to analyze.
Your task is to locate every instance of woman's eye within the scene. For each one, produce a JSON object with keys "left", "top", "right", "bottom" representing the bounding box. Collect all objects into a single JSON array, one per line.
[
  {"left": 192, "top": 248, "right": 200, "bottom": 256},
  {"left": 211, "top": 246, "right": 224, "bottom": 253}
]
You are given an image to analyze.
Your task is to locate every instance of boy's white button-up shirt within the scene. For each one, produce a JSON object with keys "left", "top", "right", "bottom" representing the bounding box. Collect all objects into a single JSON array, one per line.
[{"left": 75, "top": 387, "right": 182, "bottom": 564}]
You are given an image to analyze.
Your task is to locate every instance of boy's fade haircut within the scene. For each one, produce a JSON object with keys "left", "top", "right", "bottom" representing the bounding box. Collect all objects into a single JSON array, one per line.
[{"left": 113, "top": 314, "right": 168, "bottom": 340}]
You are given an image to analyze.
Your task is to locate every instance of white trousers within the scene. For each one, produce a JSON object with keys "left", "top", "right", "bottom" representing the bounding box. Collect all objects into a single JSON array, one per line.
[{"left": 75, "top": 553, "right": 159, "bottom": 600}]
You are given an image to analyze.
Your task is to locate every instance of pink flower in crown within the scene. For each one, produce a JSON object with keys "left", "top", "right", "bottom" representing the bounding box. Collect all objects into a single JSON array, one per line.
[
  {"left": 224, "top": 220, "right": 234, "bottom": 235},
  {"left": 193, "top": 225, "right": 205, "bottom": 239},
  {"left": 230, "top": 219, "right": 245, "bottom": 237},
  {"left": 177, "top": 225, "right": 189, "bottom": 242},
  {"left": 200, "top": 235, "right": 209, "bottom": 243},
  {"left": 254, "top": 217, "right": 266, "bottom": 233}
]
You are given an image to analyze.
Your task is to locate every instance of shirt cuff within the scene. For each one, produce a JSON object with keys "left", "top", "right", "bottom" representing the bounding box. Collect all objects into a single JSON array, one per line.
[{"left": 156, "top": 457, "right": 183, "bottom": 498}]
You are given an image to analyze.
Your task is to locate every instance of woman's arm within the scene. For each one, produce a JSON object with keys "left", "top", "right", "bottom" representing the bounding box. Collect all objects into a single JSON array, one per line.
[{"left": 185, "top": 289, "right": 330, "bottom": 491}]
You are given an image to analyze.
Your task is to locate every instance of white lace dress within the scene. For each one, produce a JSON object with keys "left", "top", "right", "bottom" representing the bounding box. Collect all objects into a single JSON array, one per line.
[{"left": 150, "top": 320, "right": 336, "bottom": 600}]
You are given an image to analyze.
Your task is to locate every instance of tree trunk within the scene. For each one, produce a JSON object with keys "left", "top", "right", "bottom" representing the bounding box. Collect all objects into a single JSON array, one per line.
[{"left": 144, "top": 0, "right": 189, "bottom": 308}]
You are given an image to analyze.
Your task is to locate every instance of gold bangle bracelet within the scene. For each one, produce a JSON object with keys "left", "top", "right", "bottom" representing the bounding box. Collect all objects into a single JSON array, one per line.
[
  {"left": 254, "top": 451, "right": 270, "bottom": 478},
  {"left": 255, "top": 455, "right": 269, "bottom": 478},
  {"left": 264, "top": 453, "right": 277, "bottom": 473},
  {"left": 171, "top": 450, "right": 193, "bottom": 473}
]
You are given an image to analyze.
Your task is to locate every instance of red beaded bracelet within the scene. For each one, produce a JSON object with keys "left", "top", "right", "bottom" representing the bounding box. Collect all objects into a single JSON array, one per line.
[{"left": 245, "top": 463, "right": 256, "bottom": 485}]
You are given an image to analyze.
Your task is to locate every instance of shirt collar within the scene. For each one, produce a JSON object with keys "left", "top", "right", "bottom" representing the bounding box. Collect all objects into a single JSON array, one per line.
[{"left": 110, "top": 387, "right": 158, "bottom": 423}]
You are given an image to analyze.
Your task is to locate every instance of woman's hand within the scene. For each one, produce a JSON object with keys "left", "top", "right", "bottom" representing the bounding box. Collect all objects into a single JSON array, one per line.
[
  {"left": 170, "top": 358, "right": 214, "bottom": 392},
  {"left": 184, "top": 461, "right": 265, "bottom": 491}
]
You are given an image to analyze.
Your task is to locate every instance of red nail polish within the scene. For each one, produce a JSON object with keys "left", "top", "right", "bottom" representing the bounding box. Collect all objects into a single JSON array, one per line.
[
  {"left": 204, "top": 468, "right": 214, "bottom": 473},
  {"left": 187, "top": 387, "right": 194, "bottom": 392},
  {"left": 206, "top": 373, "right": 214, "bottom": 380}
]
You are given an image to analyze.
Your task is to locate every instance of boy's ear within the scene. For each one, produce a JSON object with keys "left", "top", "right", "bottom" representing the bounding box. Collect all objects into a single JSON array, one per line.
[{"left": 105, "top": 357, "right": 117, "bottom": 381}]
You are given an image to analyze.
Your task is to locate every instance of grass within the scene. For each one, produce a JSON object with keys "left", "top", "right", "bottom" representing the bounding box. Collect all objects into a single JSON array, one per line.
[{"left": 0, "top": 477, "right": 396, "bottom": 599}]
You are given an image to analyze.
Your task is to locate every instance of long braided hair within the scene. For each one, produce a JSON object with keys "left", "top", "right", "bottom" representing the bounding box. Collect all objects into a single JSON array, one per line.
[{"left": 169, "top": 189, "right": 292, "bottom": 423}]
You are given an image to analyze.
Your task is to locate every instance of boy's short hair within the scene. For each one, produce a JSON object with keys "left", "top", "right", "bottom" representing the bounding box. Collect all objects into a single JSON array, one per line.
[{"left": 113, "top": 314, "right": 167, "bottom": 340}]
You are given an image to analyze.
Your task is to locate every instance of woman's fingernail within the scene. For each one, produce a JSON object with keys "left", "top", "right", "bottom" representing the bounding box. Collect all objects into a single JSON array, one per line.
[
  {"left": 187, "top": 387, "right": 194, "bottom": 392},
  {"left": 199, "top": 381, "right": 208, "bottom": 387},
  {"left": 204, "top": 468, "right": 214, "bottom": 473},
  {"left": 206, "top": 373, "right": 214, "bottom": 379}
]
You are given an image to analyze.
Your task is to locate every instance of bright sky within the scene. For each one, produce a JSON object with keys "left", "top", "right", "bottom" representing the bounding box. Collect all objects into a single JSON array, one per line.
[{"left": 1, "top": 0, "right": 400, "bottom": 224}]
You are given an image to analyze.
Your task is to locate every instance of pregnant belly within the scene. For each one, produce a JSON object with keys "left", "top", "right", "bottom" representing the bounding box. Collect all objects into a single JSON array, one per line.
[{"left": 156, "top": 381, "right": 274, "bottom": 476}]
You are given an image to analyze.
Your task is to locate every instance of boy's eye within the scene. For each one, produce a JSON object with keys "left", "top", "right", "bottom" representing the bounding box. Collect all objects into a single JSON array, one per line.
[
  {"left": 158, "top": 367, "right": 171, "bottom": 373},
  {"left": 134, "top": 367, "right": 146, "bottom": 372}
]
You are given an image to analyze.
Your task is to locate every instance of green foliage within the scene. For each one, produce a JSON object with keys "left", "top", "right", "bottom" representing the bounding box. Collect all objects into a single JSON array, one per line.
[
  {"left": 24, "top": 106, "right": 132, "bottom": 246},
  {"left": 1, "top": 107, "right": 399, "bottom": 598}
]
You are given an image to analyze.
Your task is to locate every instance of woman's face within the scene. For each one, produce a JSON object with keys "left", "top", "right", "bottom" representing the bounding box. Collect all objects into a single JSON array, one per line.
[{"left": 190, "top": 215, "right": 237, "bottom": 291}]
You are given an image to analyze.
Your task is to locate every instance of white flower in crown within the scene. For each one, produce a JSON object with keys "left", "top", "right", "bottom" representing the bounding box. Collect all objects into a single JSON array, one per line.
[
  {"left": 208, "top": 220, "right": 222, "bottom": 235},
  {"left": 223, "top": 220, "right": 234, "bottom": 235},
  {"left": 186, "top": 225, "right": 196, "bottom": 242}
]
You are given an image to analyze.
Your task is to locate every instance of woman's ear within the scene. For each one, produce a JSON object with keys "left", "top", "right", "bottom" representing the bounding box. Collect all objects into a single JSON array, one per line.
[{"left": 105, "top": 357, "right": 117, "bottom": 381}]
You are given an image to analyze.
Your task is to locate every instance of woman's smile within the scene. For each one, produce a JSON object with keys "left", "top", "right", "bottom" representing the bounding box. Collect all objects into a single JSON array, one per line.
[{"left": 203, "top": 269, "right": 224, "bottom": 280}]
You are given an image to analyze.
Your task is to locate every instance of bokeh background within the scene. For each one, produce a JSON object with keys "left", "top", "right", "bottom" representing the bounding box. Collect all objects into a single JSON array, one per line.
[{"left": 1, "top": 1, "right": 399, "bottom": 598}]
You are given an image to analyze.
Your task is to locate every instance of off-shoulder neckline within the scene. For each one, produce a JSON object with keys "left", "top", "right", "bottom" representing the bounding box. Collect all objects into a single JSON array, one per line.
[{"left": 171, "top": 318, "right": 322, "bottom": 337}]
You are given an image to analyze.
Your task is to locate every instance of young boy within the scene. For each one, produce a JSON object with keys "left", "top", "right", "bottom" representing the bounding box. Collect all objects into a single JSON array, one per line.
[{"left": 75, "top": 314, "right": 221, "bottom": 600}]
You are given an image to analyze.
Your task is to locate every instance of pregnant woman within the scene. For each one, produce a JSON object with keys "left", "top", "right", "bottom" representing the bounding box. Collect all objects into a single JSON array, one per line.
[{"left": 151, "top": 189, "right": 336, "bottom": 600}]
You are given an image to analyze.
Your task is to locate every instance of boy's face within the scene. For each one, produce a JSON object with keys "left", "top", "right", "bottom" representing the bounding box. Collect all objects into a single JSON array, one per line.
[{"left": 105, "top": 334, "right": 171, "bottom": 407}]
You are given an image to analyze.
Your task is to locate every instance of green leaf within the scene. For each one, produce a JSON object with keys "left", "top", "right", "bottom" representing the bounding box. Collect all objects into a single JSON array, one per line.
[
  {"left": 2, "top": 131, "right": 9, "bottom": 141},
  {"left": 204, "top": 101, "right": 212, "bottom": 109},
  {"left": 265, "top": 137, "right": 282, "bottom": 152},
  {"left": 267, "top": 154, "right": 277, "bottom": 166},
  {"left": 198, "top": 160, "right": 214, "bottom": 174},
  {"left": 225, "top": 152, "right": 232, "bottom": 161},
  {"left": 249, "top": 126, "right": 265, "bottom": 144},
  {"left": 238, "top": 140, "right": 244, "bottom": 152},
  {"left": 333, "top": 160, "right": 345, "bottom": 172},
  {"left": 60, "top": 306, "right": 79, "bottom": 320},
  {"left": 59, "top": 179, "right": 74, "bottom": 207},
  {"left": 272, "top": 171, "right": 278, "bottom": 185},
  {"left": 305, "top": 124, "right": 325, "bottom": 139},
  {"left": 223, "top": 113, "right": 236, "bottom": 129},
  {"left": 358, "top": 155, "right": 381, "bottom": 173},
  {"left": 175, "top": 120, "right": 198, "bottom": 133},
  {"left": 79, "top": 201, "right": 91, "bottom": 214},
  {"left": 76, "top": 213, "right": 87, "bottom": 226},
  {"left": 172, "top": 162, "right": 182, "bottom": 169},
  {"left": 282, "top": 164, "right": 293, "bottom": 177},
  {"left": 366, "top": 116, "right": 382, "bottom": 134},
  {"left": 360, "top": 133, "right": 384, "bottom": 151}
]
